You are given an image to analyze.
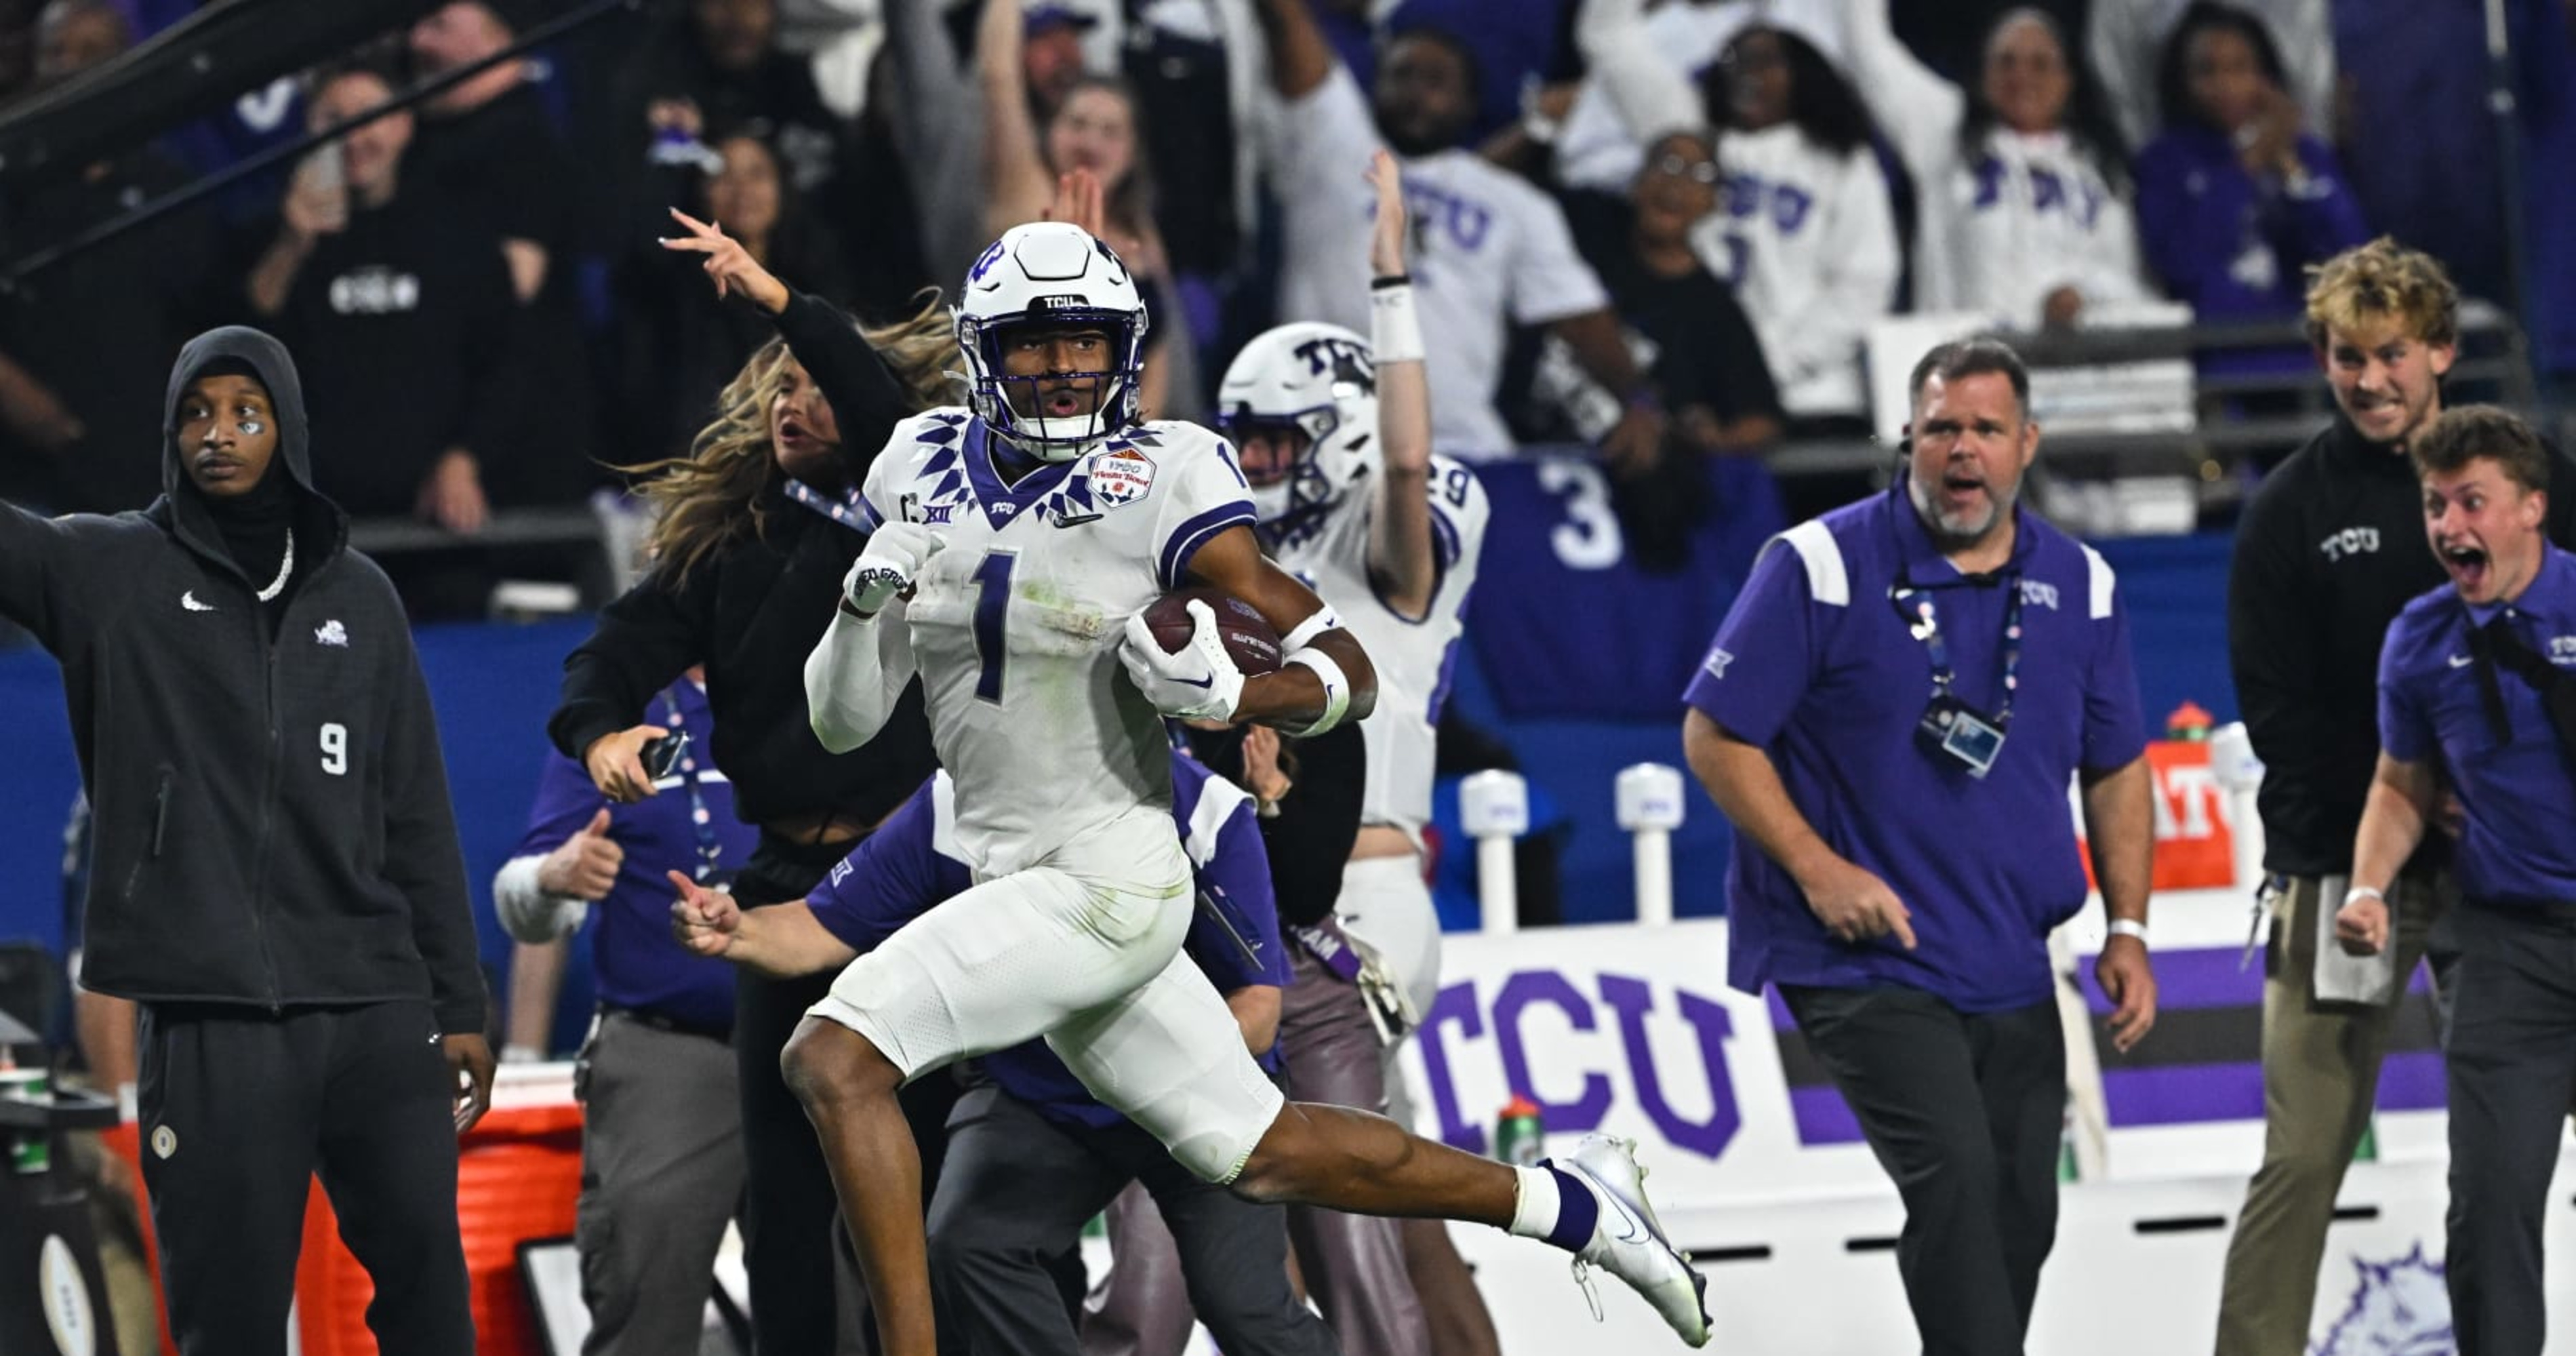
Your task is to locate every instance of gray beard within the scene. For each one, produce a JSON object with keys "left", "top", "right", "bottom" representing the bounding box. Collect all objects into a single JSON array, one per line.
[{"left": 1907, "top": 475, "right": 2011, "bottom": 554}]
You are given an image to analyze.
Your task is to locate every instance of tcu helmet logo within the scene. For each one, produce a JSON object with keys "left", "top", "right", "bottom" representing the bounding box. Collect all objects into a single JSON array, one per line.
[
  {"left": 1091, "top": 235, "right": 1131, "bottom": 285},
  {"left": 1292, "top": 334, "right": 1375, "bottom": 394},
  {"left": 2319, "top": 526, "right": 2382, "bottom": 562},
  {"left": 966, "top": 240, "right": 1005, "bottom": 285}
]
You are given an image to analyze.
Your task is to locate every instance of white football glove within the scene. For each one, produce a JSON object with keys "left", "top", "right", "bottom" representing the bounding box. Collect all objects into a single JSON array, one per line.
[
  {"left": 1120, "top": 601, "right": 1245, "bottom": 721},
  {"left": 843, "top": 521, "right": 945, "bottom": 617}
]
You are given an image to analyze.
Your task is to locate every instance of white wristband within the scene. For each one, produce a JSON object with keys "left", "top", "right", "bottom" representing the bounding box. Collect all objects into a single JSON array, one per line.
[
  {"left": 2106, "top": 918, "right": 2149, "bottom": 942},
  {"left": 2343, "top": 885, "right": 2386, "bottom": 906},
  {"left": 1283, "top": 649, "right": 1352, "bottom": 736},
  {"left": 1281, "top": 605, "right": 1343, "bottom": 654},
  {"left": 1370, "top": 282, "right": 1425, "bottom": 365}
]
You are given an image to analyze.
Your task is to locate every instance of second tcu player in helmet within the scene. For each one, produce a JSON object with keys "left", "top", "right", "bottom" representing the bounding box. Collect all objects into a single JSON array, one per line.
[
  {"left": 1217, "top": 153, "right": 1506, "bottom": 1356},
  {"left": 1220, "top": 165, "right": 1487, "bottom": 1028},
  {"left": 1222, "top": 320, "right": 1384, "bottom": 541}
]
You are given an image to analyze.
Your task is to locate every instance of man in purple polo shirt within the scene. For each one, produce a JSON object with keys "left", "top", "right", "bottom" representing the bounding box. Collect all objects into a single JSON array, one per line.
[
  {"left": 2335, "top": 406, "right": 2576, "bottom": 1356},
  {"left": 494, "top": 671, "right": 757, "bottom": 1356},
  {"left": 669, "top": 753, "right": 1335, "bottom": 1356},
  {"left": 1681, "top": 338, "right": 2158, "bottom": 1356}
]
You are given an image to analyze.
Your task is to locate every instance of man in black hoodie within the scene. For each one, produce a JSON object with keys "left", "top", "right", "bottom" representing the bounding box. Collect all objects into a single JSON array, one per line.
[{"left": 0, "top": 325, "right": 491, "bottom": 1355}]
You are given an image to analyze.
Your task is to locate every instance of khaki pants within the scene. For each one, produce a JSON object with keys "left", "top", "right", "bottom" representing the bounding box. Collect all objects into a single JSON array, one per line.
[{"left": 2213, "top": 872, "right": 2451, "bottom": 1356}]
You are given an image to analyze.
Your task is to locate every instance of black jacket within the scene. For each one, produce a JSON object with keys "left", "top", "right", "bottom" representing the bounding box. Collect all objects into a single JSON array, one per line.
[
  {"left": 2228, "top": 415, "right": 2576, "bottom": 875},
  {"left": 0, "top": 327, "right": 486, "bottom": 1031},
  {"left": 550, "top": 292, "right": 938, "bottom": 828}
]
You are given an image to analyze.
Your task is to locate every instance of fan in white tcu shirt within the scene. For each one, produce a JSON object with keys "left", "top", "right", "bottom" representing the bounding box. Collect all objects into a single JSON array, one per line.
[
  {"left": 1838, "top": 0, "right": 2149, "bottom": 330},
  {"left": 1691, "top": 24, "right": 1901, "bottom": 423},
  {"left": 745, "top": 219, "right": 1712, "bottom": 1356},
  {"left": 1250, "top": 0, "right": 1668, "bottom": 474}
]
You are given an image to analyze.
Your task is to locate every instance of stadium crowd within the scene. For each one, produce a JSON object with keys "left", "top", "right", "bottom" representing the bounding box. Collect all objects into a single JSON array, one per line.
[{"left": 0, "top": 0, "right": 2565, "bottom": 616}]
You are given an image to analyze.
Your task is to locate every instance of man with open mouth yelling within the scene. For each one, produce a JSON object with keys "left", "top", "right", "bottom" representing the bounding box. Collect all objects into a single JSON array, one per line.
[
  {"left": 1683, "top": 337, "right": 2156, "bottom": 1356},
  {"left": 2338, "top": 405, "right": 2576, "bottom": 1356}
]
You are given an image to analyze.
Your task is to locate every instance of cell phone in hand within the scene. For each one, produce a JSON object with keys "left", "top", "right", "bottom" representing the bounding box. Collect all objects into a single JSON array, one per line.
[
  {"left": 641, "top": 730, "right": 690, "bottom": 781},
  {"left": 294, "top": 144, "right": 348, "bottom": 227}
]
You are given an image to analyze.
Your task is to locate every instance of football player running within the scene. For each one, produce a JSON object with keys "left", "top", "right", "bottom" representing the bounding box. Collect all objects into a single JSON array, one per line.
[{"left": 766, "top": 216, "right": 1712, "bottom": 1355}]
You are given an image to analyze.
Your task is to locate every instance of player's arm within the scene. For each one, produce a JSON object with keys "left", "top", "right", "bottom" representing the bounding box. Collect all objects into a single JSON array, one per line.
[
  {"left": 668, "top": 871, "right": 861, "bottom": 978},
  {"left": 1188, "top": 524, "right": 1378, "bottom": 730},
  {"left": 1359, "top": 151, "right": 1438, "bottom": 618},
  {"left": 806, "top": 517, "right": 940, "bottom": 753}
]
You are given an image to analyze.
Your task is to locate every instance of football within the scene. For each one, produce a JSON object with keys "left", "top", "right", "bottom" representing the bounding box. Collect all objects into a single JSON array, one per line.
[{"left": 1142, "top": 588, "right": 1284, "bottom": 675}]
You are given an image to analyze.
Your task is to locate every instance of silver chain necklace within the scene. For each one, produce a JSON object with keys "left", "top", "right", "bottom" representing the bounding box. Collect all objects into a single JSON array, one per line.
[{"left": 256, "top": 532, "right": 295, "bottom": 603}]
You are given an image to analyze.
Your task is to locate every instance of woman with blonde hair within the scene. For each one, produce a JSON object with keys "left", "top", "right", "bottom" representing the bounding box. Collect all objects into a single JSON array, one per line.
[{"left": 546, "top": 220, "right": 951, "bottom": 1353}]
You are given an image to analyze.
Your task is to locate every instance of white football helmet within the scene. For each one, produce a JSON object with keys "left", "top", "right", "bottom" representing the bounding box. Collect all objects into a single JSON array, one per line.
[
  {"left": 956, "top": 221, "right": 1150, "bottom": 461},
  {"left": 1216, "top": 322, "right": 1380, "bottom": 530}
]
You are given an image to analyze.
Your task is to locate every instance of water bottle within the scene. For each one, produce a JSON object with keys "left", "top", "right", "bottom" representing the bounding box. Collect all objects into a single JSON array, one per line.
[
  {"left": 3, "top": 1069, "right": 49, "bottom": 1176},
  {"left": 1495, "top": 1094, "right": 1544, "bottom": 1167}
]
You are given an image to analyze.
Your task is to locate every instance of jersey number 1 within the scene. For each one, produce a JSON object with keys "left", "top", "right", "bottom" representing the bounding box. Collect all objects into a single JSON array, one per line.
[{"left": 972, "top": 550, "right": 1016, "bottom": 702}]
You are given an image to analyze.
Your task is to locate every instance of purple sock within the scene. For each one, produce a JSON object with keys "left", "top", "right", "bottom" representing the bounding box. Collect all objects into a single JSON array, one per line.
[{"left": 1541, "top": 1163, "right": 1598, "bottom": 1252}]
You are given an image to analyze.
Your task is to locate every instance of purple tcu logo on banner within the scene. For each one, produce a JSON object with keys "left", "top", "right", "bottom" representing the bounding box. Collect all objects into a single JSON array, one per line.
[{"left": 1413, "top": 970, "right": 1743, "bottom": 1161}]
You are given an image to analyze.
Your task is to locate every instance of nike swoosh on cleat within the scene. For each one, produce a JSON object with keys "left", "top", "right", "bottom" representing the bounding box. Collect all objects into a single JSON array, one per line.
[{"left": 1599, "top": 1193, "right": 1651, "bottom": 1245}]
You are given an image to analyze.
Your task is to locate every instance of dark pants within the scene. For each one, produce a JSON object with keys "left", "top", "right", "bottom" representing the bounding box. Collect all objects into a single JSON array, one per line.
[
  {"left": 2444, "top": 902, "right": 2576, "bottom": 1356},
  {"left": 929, "top": 1079, "right": 1336, "bottom": 1356},
  {"left": 734, "top": 835, "right": 961, "bottom": 1356},
  {"left": 135, "top": 999, "right": 472, "bottom": 1356},
  {"left": 1782, "top": 985, "right": 2064, "bottom": 1356},
  {"left": 736, "top": 837, "right": 872, "bottom": 1356}
]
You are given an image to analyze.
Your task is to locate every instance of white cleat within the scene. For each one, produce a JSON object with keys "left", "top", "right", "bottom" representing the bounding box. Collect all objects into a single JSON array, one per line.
[{"left": 1556, "top": 1133, "right": 1712, "bottom": 1348}]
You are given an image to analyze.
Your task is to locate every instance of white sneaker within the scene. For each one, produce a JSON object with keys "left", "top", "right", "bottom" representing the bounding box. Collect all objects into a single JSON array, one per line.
[{"left": 1556, "top": 1134, "right": 1711, "bottom": 1348}]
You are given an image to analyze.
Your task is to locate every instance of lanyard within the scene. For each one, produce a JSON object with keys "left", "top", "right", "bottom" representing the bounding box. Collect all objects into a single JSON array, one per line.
[
  {"left": 660, "top": 690, "right": 725, "bottom": 881},
  {"left": 784, "top": 479, "right": 874, "bottom": 533},
  {"left": 1891, "top": 573, "right": 2025, "bottom": 727}
]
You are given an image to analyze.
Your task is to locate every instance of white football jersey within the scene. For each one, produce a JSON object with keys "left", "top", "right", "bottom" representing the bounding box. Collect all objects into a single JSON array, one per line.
[
  {"left": 862, "top": 409, "right": 1256, "bottom": 876},
  {"left": 1685, "top": 123, "right": 1899, "bottom": 419},
  {"left": 1834, "top": 0, "right": 2147, "bottom": 328},
  {"left": 1263, "top": 66, "right": 1609, "bottom": 460},
  {"left": 1266, "top": 456, "right": 1489, "bottom": 841}
]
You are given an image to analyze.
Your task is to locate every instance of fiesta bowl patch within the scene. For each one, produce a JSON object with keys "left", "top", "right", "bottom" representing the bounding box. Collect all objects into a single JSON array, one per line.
[{"left": 1091, "top": 447, "right": 1156, "bottom": 507}]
